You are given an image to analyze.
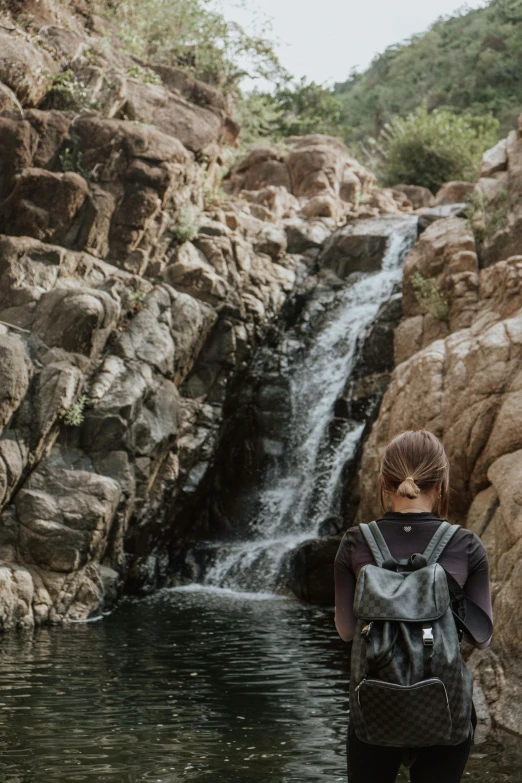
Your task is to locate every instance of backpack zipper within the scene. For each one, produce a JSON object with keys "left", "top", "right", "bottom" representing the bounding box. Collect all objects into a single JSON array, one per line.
[{"left": 355, "top": 678, "right": 450, "bottom": 708}]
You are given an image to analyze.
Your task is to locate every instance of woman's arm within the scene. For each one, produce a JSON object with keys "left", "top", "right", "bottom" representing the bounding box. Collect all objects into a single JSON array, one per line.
[
  {"left": 464, "top": 533, "right": 493, "bottom": 650},
  {"left": 334, "top": 564, "right": 357, "bottom": 642}
]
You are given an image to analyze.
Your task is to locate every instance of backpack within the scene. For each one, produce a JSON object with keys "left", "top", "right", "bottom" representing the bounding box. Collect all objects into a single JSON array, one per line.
[{"left": 349, "top": 520, "right": 474, "bottom": 748}]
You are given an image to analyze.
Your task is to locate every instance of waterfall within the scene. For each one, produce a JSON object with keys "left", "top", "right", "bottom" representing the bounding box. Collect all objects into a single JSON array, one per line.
[{"left": 198, "top": 217, "right": 418, "bottom": 594}]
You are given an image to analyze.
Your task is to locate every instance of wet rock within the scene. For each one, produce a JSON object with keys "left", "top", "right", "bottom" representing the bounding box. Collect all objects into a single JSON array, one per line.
[
  {"left": 319, "top": 218, "right": 394, "bottom": 278},
  {"left": 285, "top": 536, "right": 340, "bottom": 604}
]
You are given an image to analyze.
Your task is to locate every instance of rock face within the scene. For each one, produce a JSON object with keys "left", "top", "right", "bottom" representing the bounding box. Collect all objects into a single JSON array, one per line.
[
  {"left": 358, "top": 120, "right": 522, "bottom": 738},
  {"left": 0, "top": 1, "right": 417, "bottom": 626}
]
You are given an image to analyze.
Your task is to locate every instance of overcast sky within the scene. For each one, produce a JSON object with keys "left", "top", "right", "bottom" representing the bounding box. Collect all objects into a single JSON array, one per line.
[{"left": 219, "top": 0, "right": 488, "bottom": 86}]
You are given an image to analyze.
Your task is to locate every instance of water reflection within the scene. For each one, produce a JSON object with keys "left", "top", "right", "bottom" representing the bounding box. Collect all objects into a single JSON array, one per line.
[{"left": 0, "top": 588, "right": 519, "bottom": 781}]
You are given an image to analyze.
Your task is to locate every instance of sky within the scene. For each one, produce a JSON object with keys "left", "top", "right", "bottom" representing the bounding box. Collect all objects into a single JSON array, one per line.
[{"left": 219, "top": 0, "right": 488, "bottom": 87}]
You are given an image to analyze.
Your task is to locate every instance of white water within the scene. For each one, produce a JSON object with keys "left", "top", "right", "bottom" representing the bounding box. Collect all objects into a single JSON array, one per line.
[{"left": 202, "top": 217, "right": 419, "bottom": 594}]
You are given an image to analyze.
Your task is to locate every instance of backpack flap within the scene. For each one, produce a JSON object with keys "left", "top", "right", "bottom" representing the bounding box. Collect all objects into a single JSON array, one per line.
[{"left": 353, "top": 562, "right": 451, "bottom": 622}]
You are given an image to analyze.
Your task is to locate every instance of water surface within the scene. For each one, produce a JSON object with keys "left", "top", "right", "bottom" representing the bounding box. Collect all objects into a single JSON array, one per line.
[{"left": 0, "top": 589, "right": 519, "bottom": 782}]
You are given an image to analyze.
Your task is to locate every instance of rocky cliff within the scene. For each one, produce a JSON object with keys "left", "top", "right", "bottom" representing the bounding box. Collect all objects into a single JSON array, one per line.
[
  {"left": 358, "top": 115, "right": 522, "bottom": 739},
  {"left": 0, "top": 1, "right": 419, "bottom": 626}
]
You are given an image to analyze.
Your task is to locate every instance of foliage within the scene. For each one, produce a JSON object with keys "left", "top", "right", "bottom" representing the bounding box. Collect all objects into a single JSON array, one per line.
[
  {"left": 93, "top": 0, "right": 284, "bottom": 91},
  {"left": 46, "top": 70, "right": 92, "bottom": 111},
  {"left": 126, "top": 65, "right": 163, "bottom": 85},
  {"left": 173, "top": 206, "right": 199, "bottom": 243},
  {"left": 411, "top": 272, "right": 449, "bottom": 321},
  {"left": 59, "top": 146, "right": 92, "bottom": 181},
  {"left": 373, "top": 107, "right": 499, "bottom": 191},
  {"left": 237, "top": 79, "right": 343, "bottom": 149},
  {"left": 465, "top": 187, "right": 509, "bottom": 243},
  {"left": 64, "top": 395, "right": 90, "bottom": 427},
  {"left": 334, "top": 0, "right": 522, "bottom": 147}
]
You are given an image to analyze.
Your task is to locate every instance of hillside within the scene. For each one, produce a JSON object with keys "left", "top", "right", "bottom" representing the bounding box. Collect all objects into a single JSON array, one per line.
[{"left": 334, "top": 0, "right": 522, "bottom": 146}]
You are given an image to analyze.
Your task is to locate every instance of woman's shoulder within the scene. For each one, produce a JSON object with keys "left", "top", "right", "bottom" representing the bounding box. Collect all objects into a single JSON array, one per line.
[{"left": 335, "top": 525, "right": 366, "bottom": 573}]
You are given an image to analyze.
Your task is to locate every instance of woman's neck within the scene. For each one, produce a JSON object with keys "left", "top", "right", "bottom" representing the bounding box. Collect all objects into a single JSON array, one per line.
[{"left": 391, "top": 494, "right": 435, "bottom": 514}]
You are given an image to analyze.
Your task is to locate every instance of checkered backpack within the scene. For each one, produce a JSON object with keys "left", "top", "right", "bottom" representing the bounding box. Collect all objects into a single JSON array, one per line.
[{"left": 349, "top": 520, "right": 473, "bottom": 747}]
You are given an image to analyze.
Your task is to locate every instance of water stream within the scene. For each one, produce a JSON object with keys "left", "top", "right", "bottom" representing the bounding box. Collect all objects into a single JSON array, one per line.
[{"left": 201, "top": 217, "right": 418, "bottom": 593}]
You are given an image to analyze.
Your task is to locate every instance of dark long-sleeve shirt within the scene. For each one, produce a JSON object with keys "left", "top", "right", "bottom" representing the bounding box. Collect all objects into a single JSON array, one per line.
[{"left": 334, "top": 511, "right": 493, "bottom": 649}]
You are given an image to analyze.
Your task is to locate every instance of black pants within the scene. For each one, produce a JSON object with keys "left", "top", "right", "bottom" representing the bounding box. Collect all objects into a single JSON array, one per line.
[{"left": 347, "top": 723, "right": 473, "bottom": 783}]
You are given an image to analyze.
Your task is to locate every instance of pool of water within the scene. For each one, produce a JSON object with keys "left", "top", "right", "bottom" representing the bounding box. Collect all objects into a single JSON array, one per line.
[{"left": 0, "top": 588, "right": 520, "bottom": 782}]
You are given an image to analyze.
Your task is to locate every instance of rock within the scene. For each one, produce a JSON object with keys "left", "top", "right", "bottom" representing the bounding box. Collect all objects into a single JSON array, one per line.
[
  {"left": 417, "top": 203, "right": 467, "bottom": 232},
  {"left": 0, "top": 29, "right": 58, "bottom": 107},
  {"left": 225, "top": 136, "right": 375, "bottom": 207},
  {"left": 401, "top": 217, "right": 477, "bottom": 322},
  {"left": 226, "top": 147, "right": 291, "bottom": 193},
  {"left": 16, "top": 460, "right": 121, "bottom": 572},
  {"left": 284, "top": 217, "right": 332, "bottom": 254},
  {"left": 394, "top": 184, "right": 435, "bottom": 209},
  {"left": 285, "top": 134, "right": 374, "bottom": 202},
  {"left": 0, "top": 333, "right": 31, "bottom": 433},
  {"left": 319, "top": 218, "right": 396, "bottom": 278},
  {"left": 434, "top": 181, "right": 476, "bottom": 205},
  {"left": 481, "top": 139, "right": 508, "bottom": 178},
  {"left": 285, "top": 536, "right": 340, "bottom": 604},
  {"left": 162, "top": 241, "right": 229, "bottom": 306},
  {"left": 121, "top": 79, "right": 223, "bottom": 153},
  {"left": 360, "top": 250, "right": 522, "bottom": 526},
  {"left": 301, "top": 194, "right": 343, "bottom": 221},
  {"left": 1, "top": 168, "right": 89, "bottom": 245}
]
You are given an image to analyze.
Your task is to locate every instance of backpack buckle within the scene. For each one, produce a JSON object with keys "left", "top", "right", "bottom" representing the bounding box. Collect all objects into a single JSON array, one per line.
[
  {"left": 361, "top": 622, "right": 374, "bottom": 639},
  {"left": 422, "top": 626, "right": 434, "bottom": 646}
]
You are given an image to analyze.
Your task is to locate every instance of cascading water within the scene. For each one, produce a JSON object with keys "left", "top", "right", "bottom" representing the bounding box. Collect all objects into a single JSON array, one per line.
[{"left": 199, "top": 216, "right": 418, "bottom": 594}]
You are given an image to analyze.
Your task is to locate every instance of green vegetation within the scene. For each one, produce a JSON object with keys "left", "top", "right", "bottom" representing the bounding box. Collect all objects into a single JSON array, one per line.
[
  {"left": 46, "top": 70, "right": 92, "bottom": 111},
  {"left": 372, "top": 108, "right": 499, "bottom": 192},
  {"left": 238, "top": 79, "right": 343, "bottom": 146},
  {"left": 64, "top": 395, "right": 90, "bottom": 427},
  {"left": 411, "top": 272, "right": 449, "bottom": 321},
  {"left": 94, "top": 0, "right": 283, "bottom": 91},
  {"left": 334, "top": 0, "right": 522, "bottom": 147},
  {"left": 465, "top": 187, "right": 509, "bottom": 243},
  {"left": 173, "top": 206, "right": 199, "bottom": 243},
  {"left": 125, "top": 65, "right": 163, "bottom": 85},
  {"left": 59, "top": 145, "right": 92, "bottom": 181}
]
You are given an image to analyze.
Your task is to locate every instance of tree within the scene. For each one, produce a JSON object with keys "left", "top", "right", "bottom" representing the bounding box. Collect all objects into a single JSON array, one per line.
[{"left": 95, "top": 0, "right": 284, "bottom": 91}]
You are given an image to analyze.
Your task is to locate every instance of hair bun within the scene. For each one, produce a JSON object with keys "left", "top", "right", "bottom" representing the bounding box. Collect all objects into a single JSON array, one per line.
[{"left": 396, "top": 477, "right": 421, "bottom": 499}]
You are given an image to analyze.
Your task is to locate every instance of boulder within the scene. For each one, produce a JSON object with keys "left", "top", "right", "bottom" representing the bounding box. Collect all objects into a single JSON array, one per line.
[
  {"left": 122, "top": 79, "right": 223, "bottom": 153},
  {"left": 319, "top": 218, "right": 396, "bottom": 278},
  {"left": 394, "top": 184, "right": 435, "bottom": 209},
  {"left": 434, "top": 181, "right": 475, "bottom": 205},
  {"left": 1, "top": 168, "right": 89, "bottom": 245},
  {"left": 226, "top": 147, "right": 292, "bottom": 194},
  {"left": 162, "top": 241, "right": 229, "bottom": 306},
  {"left": 285, "top": 536, "right": 340, "bottom": 604},
  {"left": 481, "top": 139, "right": 508, "bottom": 179},
  {"left": 16, "top": 461, "right": 121, "bottom": 572},
  {"left": 0, "top": 29, "right": 58, "bottom": 107}
]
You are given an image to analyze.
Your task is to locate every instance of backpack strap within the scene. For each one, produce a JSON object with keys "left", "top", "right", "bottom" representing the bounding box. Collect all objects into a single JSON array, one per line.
[
  {"left": 422, "top": 521, "right": 461, "bottom": 565},
  {"left": 360, "top": 521, "right": 393, "bottom": 567}
]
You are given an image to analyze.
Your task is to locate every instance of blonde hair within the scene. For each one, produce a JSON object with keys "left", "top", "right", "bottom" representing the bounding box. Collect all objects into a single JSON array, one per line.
[{"left": 379, "top": 430, "right": 449, "bottom": 517}]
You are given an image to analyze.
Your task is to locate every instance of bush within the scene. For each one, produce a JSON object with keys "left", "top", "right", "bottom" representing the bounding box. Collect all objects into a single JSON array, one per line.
[
  {"left": 173, "top": 206, "right": 199, "bottom": 243},
  {"left": 411, "top": 272, "right": 448, "bottom": 321},
  {"left": 64, "top": 395, "right": 90, "bottom": 427},
  {"left": 374, "top": 107, "right": 499, "bottom": 192}
]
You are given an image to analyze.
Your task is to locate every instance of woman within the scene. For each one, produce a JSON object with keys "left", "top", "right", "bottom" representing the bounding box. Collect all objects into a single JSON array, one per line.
[{"left": 335, "top": 430, "right": 493, "bottom": 783}]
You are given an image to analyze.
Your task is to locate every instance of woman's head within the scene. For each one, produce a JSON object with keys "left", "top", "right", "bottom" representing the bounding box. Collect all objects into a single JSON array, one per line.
[{"left": 379, "top": 430, "right": 449, "bottom": 517}]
